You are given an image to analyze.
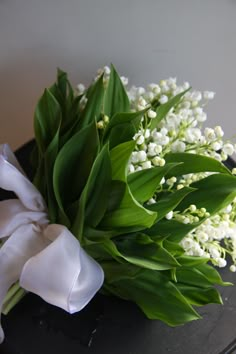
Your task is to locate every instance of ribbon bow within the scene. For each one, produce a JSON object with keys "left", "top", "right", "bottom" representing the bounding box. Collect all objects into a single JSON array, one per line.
[{"left": 0, "top": 144, "right": 104, "bottom": 343}]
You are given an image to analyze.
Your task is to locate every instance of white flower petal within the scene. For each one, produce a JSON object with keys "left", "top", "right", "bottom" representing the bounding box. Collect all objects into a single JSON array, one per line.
[
  {"left": 0, "top": 144, "right": 45, "bottom": 212},
  {"left": 0, "top": 199, "right": 48, "bottom": 238},
  {"left": 20, "top": 224, "right": 104, "bottom": 314}
]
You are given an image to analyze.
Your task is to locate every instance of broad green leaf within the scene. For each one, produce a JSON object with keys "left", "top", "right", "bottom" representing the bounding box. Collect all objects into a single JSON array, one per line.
[
  {"left": 59, "top": 96, "right": 84, "bottom": 147},
  {"left": 100, "top": 186, "right": 157, "bottom": 230},
  {"left": 85, "top": 238, "right": 123, "bottom": 262},
  {"left": 33, "top": 158, "right": 46, "bottom": 200},
  {"left": 100, "top": 140, "right": 157, "bottom": 229},
  {"left": 164, "top": 152, "right": 231, "bottom": 177},
  {"left": 49, "top": 68, "right": 68, "bottom": 103},
  {"left": 108, "top": 123, "right": 136, "bottom": 149},
  {"left": 176, "top": 268, "right": 215, "bottom": 288},
  {"left": 146, "top": 219, "right": 193, "bottom": 243},
  {"left": 101, "top": 260, "right": 141, "bottom": 283},
  {"left": 83, "top": 226, "right": 117, "bottom": 241},
  {"left": 55, "top": 68, "right": 76, "bottom": 129},
  {"left": 53, "top": 119, "right": 99, "bottom": 216},
  {"left": 104, "top": 64, "right": 130, "bottom": 117},
  {"left": 71, "top": 184, "right": 87, "bottom": 241},
  {"left": 111, "top": 270, "right": 201, "bottom": 325},
  {"left": 195, "top": 263, "right": 232, "bottom": 286},
  {"left": 176, "top": 284, "right": 222, "bottom": 306},
  {"left": 116, "top": 233, "right": 180, "bottom": 270},
  {"left": 148, "top": 174, "right": 236, "bottom": 242},
  {"left": 178, "top": 173, "right": 236, "bottom": 214},
  {"left": 177, "top": 255, "right": 209, "bottom": 267},
  {"left": 147, "top": 187, "right": 195, "bottom": 221},
  {"left": 128, "top": 163, "right": 180, "bottom": 203},
  {"left": 106, "top": 180, "right": 126, "bottom": 212},
  {"left": 150, "top": 88, "right": 190, "bottom": 130},
  {"left": 57, "top": 68, "right": 74, "bottom": 101},
  {"left": 79, "top": 74, "right": 105, "bottom": 128},
  {"left": 48, "top": 69, "right": 84, "bottom": 144},
  {"left": 176, "top": 263, "right": 230, "bottom": 289},
  {"left": 34, "top": 89, "right": 61, "bottom": 154},
  {"left": 163, "top": 240, "right": 184, "bottom": 257},
  {"left": 103, "top": 110, "right": 146, "bottom": 147},
  {"left": 84, "top": 145, "right": 112, "bottom": 227},
  {"left": 44, "top": 126, "right": 60, "bottom": 223},
  {"left": 110, "top": 140, "right": 136, "bottom": 181}
]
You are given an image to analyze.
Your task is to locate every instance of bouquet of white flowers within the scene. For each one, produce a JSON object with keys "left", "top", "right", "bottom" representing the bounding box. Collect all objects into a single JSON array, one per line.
[{"left": 1, "top": 64, "right": 236, "bottom": 342}]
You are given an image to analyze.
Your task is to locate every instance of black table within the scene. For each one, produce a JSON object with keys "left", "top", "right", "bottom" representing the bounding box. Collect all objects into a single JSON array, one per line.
[{"left": 1, "top": 141, "right": 236, "bottom": 354}]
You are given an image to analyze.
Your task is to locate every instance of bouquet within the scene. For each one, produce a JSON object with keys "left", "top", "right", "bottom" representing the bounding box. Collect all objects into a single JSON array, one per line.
[{"left": 1, "top": 64, "right": 236, "bottom": 342}]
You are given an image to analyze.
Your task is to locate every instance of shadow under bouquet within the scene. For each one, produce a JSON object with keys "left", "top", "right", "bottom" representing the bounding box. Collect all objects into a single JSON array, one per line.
[{"left": 1, "top": 64, "right": 236, "bottom": 342}]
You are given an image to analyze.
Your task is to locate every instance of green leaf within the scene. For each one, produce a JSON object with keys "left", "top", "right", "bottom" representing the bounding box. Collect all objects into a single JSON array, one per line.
[
  {"left": 34, "top": 89, "right": 61, "bottom": 154},
  {"left": 150, "top": 88, "right": 190, "bottom": 130},
  {"left": 108, "top": 123, "right": 136, "bottom": 149},
  {"left": 195, "top": 263, "right": 232, "bottom": 286},
  {"left": 53, "top": 119, "right": 99, "bottom": 219},
  {"left": 79, "top": 74, "right": 105, "bottom": 128},
  {"left": 164, "top": 152, "right": 231, "bottom": 177},
  {"left": 104, "top": 64, "right": 130, "bottom": 117},
  {"left": 100, "top": 186, "right": 157, "bottom": 230},
  {"left": 101, "top": 260, "right": 141, "bottom": 283},
  {"left": 178, "top": 173, "right": 236, "bottom": 214},
  {"left": 148, "top": 173, "right": 236, "bottom": 242},
  {"left": 147, "top": 187, "right": 195, "bottom": 221},
  {"left": 146, "top": 219, "right": 193, "bottom": 243},
  {"left": 110, "top": 140, "right": 136, "bottom": 181},
  {"left": 71, "top": 184, "right": 87, "bottom": 241},
  {"left": 103, "top": 111, "right": 147, "bottom": 149},
  {"left": 116, "top": 233, "right": 180, "bottom": 270},
  {"left": 111, "top": 270, "right": 201, "bottom": 325},
  {"left": 44, "top": 126, "right": 60, "bottom": 223},
  {"left": 84, "top": 145, "right": 112, "bottom": 227},
  {"left": 176, "top": 284, "right": 222, "bottom": 306},
  {"left": 85, "top": 237, "right": 123, "bottom": 262},
  {"left": 100, "top": 141, "right": 157, "bottom": 230},
  {"left": 163, "top": 240, "right": 184, "bottom": 257},
  {"left": 57, "top": 68, "right": 72, "bottom": 99},
  {"left": 176, "top": 263, "right": 230, "bottom": 289},
  {"left": 128, "top": 163, "right": 181, "bottom": 203},
  {"left": 177, "top": 255, "right": 209, "bottom": 267},
  {"left": 106, "top": 180, "right": 126, "bottom": 212},
  {"left": 176, "top": 267, "right": 215, "bottom": 288},
  {"left": 83, "top": 226, "right": 117, "bottom": 241}
]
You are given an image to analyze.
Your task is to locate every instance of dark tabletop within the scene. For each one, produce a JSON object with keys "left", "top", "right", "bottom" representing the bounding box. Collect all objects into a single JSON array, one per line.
[{"left": 0, "top": 141, "right": 236, "bottom": 354}]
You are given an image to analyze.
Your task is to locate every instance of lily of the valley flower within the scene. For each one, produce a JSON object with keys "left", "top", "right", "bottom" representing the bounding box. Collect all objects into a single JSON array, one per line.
[{"left": 0, "top": 144, "right": 104, "bottom": 343}]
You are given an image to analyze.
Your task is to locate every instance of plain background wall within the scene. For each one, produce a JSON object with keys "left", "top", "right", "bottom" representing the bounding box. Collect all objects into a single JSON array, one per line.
[{"left": 1, "top": 0, "right": 236, "bottom": 150}]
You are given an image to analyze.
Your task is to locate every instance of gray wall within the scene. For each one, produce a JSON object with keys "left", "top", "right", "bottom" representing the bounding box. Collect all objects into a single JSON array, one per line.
[{"left": 1, "top": 0, "right": 236, "bottom": 149}]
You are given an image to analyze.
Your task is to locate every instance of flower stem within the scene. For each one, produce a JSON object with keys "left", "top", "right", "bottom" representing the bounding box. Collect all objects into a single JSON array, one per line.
[{"left": 2, "top": 283, "right": 26, "bottom": 315}]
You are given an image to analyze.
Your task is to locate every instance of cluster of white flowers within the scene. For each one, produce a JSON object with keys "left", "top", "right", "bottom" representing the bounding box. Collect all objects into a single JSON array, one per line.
[
  {"left": 126, "top": 77, "right": 235, "bottom": 173},
  {"left": 77, "top": 65, "right": 236, "bottom": 270},
  {"left": 180, "top": 201, "right": 236, "bottom": 270},
  {"left": 168, "top": 205, "right": 210, "bottom": 225}
]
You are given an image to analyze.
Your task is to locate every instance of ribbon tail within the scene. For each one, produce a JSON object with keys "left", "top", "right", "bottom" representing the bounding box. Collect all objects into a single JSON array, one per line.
[
  {"left": 0, "top": 224, "right": 49, "bottom": 343},
  {"left": 20, "top": 224, "right": 104, "bottom": 314}
]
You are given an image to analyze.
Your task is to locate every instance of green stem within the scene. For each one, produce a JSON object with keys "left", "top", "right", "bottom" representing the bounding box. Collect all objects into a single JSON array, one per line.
[
  {"left": 2, "top": 283, "right": 26, "bottom": 315},
  {"left": 2, "top": 282, "right": 20, "bottom": 304}
]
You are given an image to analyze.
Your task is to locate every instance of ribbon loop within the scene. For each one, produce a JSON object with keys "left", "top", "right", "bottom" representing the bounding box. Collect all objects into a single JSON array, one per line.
[
  {"left": 0, "top": 144, "right": 45, "bottom": 211},
  {"left": 20, "top": 224, "right": 104, "bottom": 313},
  {"left": 0, "top": 145, "right": 104, "bottom": 343}
]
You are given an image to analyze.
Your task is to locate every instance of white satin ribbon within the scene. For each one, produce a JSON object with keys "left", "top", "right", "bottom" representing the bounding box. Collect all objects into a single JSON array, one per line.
[{"left": 0, "top": 144, "right": 104, "bottom": 343}]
